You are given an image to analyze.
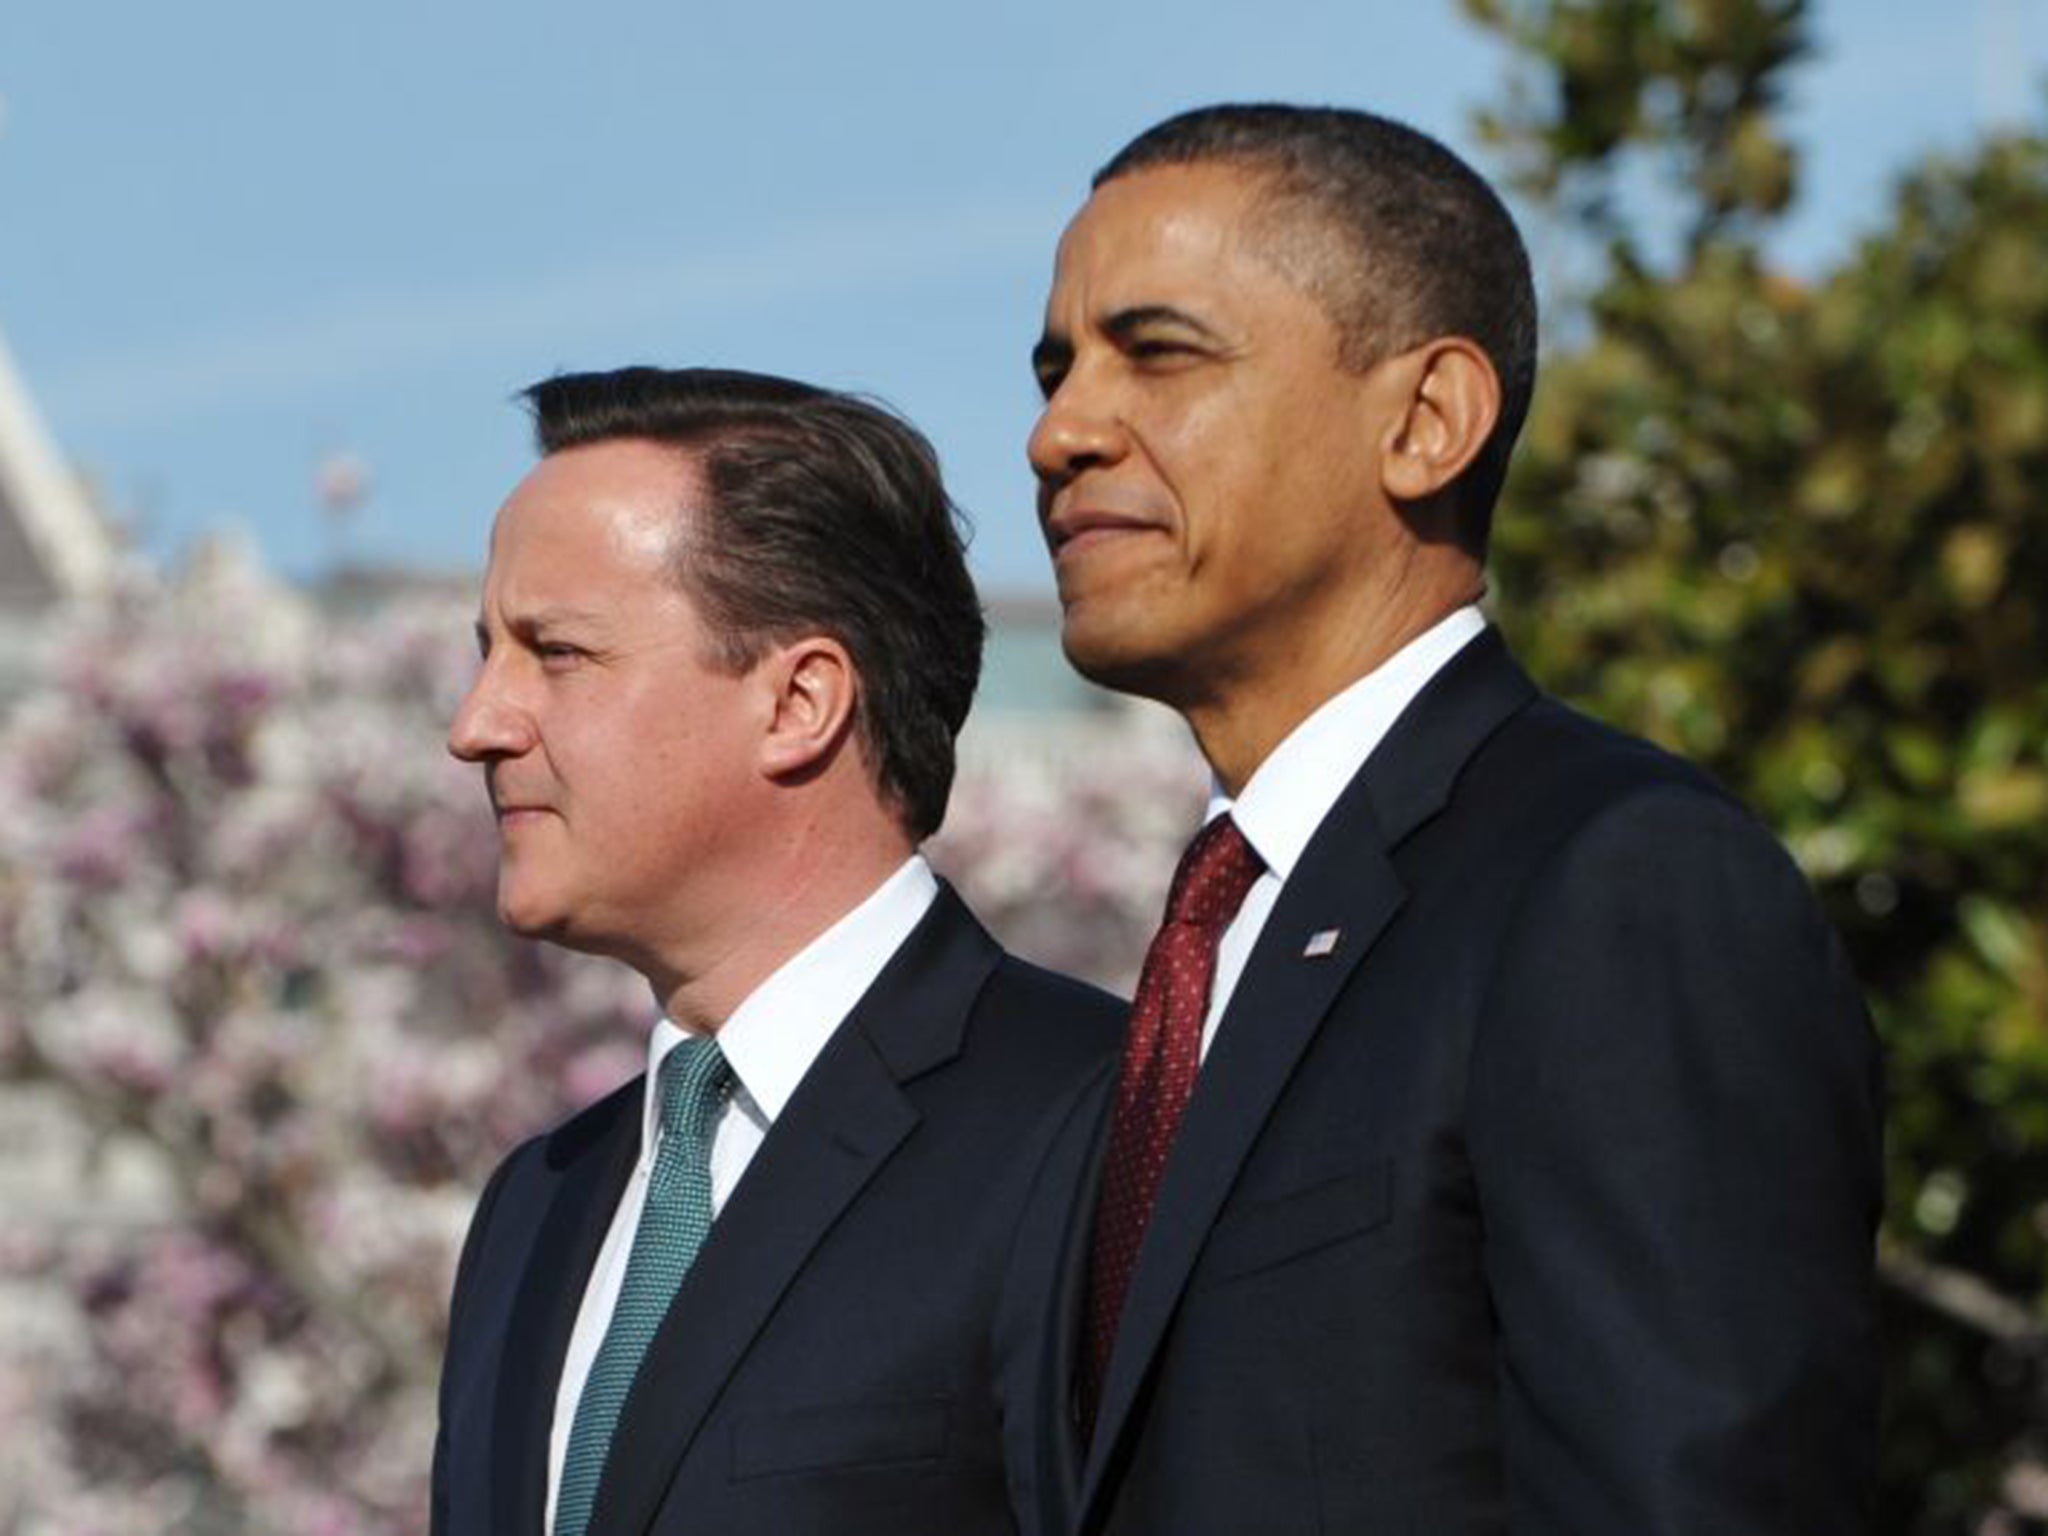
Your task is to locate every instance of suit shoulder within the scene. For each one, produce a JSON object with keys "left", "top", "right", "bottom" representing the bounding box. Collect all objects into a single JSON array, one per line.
[
  {"left": 545, "top": 1072, "right": 641, "bottom": 1159},
  {"left": 1507, "top": 693, "right": 1720, "bottom": 786},
  {"left": 478, "top": 1071, "right": 639, "bottom": 1193},
  {"left": 1476, "top": 692, "right": 1755, "bottom": 830},
  {"left": 1445, "top": 693, "right": 1844, "bottom": 977},
  {"left": 1399, "top": 689, "right": 1820, "bottom": 933},
  {"left": 988, "top": 952, "right": 1123, "bottom": 1024},
  {"left": 971, "top": 952, "right": 1125, "bottom": 1065},
  {"left": 449, "top": 1074, "right": 638, "bottom": 1317}
]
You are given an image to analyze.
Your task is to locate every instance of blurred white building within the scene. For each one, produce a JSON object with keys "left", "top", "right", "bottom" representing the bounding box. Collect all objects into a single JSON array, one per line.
[{"left": 0, "top": 327, "right": 115, "bottom": 698}]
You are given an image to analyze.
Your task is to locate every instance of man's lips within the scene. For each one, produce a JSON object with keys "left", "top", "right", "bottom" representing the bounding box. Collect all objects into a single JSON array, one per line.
[
  {"left": 490, "top": 801, "right": 556, "bottom": 826},
  {"left": 1043, "top": 507, "right": 1167, "bottom": 558}
]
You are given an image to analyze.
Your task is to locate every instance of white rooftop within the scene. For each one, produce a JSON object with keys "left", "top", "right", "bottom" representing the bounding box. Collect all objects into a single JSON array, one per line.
[{"left": 0, "top": 328, "right": 113, "bottom": 607}]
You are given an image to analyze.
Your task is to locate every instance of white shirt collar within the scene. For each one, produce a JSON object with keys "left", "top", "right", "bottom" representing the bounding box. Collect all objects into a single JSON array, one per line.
[
  {"left": 1212, "top": 607, "right": 1488, "bottom": 879},
  {"left": 638, "top": 854, "right": 939, "bottom": 1150}
]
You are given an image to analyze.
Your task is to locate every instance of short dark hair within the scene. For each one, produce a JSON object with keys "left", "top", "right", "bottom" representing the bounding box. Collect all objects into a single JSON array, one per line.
[
  {"left": 521, "top": 366, "right": 985, "bottom": 841},
  {"left": 1098, "top": 104, "right": 1537, "bottom": 551}
]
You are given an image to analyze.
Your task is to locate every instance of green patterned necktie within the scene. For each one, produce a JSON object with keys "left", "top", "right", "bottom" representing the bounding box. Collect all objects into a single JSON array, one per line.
[{"left": 554, "top": 1037, "right": 735, "bottom": 1536}]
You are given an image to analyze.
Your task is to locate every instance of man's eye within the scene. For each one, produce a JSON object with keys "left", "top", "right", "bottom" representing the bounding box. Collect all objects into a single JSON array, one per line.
[
  {"left": 538, "top": 644, "right": 585, "bottom": 669},
  {"left": 1128, "top": 339, "right": 1194, "bottom": 363}
]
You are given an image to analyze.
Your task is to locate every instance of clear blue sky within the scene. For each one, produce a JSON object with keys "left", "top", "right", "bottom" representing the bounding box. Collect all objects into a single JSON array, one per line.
[{"left": 2, "top": 0, "right": 2042, "bottom": 596}]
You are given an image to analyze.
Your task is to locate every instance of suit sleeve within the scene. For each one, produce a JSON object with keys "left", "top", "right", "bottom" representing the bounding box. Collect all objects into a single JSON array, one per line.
[{"left": 1466, "top": 785, "right": 1882, "bottom": 1536}]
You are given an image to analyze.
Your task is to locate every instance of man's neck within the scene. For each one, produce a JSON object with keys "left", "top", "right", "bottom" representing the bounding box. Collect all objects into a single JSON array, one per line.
[
  {"left": 645, "top": 819, "right": 915, "bottom": 1033},
  {"left": 1188, "top": 587, "right": 1482, "bottom": 796}
]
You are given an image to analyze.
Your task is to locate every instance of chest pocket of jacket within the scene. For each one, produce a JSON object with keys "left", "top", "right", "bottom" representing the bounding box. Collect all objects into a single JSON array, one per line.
[
  {"left": 1196, "top": 1157, "right": 1394, "bottom": 1287},
  {"left": 728, "top": 1397, "right": 951, "bottom": 1481}
]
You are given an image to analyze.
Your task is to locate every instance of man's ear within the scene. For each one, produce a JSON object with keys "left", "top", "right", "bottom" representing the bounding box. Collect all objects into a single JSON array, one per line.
[
  {"left": 1377, "top": 337, "right": 1502, "bottom": 505},
  {"left": 757, "top": 635, "right": 859, "bottom": 781}
]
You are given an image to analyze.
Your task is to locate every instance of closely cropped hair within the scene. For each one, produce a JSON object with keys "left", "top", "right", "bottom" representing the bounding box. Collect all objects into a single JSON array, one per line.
[
  {"left": 1099, "top": 104, "right": 1538, "bottom": 552},
  {"left": 522, "top": 367, "right": 985, "bottom": 841}
]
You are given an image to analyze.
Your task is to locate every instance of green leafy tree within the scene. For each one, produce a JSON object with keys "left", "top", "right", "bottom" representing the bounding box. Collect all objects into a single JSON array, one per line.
[{"left": 1466, "top": 2, "right": 2048, "bottom": 1528}]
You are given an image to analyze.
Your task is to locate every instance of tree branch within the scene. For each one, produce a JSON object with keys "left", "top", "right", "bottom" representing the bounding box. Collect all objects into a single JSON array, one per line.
[{"left": 1880, "top": 1238, "right": 2048, "bottom": 1357}]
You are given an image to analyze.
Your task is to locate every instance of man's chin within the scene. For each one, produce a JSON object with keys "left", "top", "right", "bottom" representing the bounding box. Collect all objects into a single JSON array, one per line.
[
  {"left": 495, "top": 893, "right": 579, "bottom": 947},
  {"left": 1059, "top": 612, "right": 1184, "bottom": 705}
]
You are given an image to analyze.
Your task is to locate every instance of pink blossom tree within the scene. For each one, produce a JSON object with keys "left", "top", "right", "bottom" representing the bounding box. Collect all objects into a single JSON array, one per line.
[{"left": 0, "top": 557, "right": 1193, "bottom": 1532}]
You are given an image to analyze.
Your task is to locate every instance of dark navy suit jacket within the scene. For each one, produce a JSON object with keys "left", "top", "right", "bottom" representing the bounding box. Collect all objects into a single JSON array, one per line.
[
  {"left": 1008, "top": 631, "right": 1882, "bottom": 1536},
  {"left": 432, "top": 885, "right": 1121, "bottom": 1536}
]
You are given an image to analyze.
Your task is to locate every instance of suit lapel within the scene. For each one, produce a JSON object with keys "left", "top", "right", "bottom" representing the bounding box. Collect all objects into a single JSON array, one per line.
[
  {"left": 489, "top": 1093, "right": 642, "bottom": 1536},
  {"left": 1078, "top": 835, "right": 1401, "bottom": 1503},
  {"left": 1077, "top": 631, "right": 1537, "bottom": 1513},
  {"left": 588, "top": 886, "right": 1002, "bottom": 1536}
]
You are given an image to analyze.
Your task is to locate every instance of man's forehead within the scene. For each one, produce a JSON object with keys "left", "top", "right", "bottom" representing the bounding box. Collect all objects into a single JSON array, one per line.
[
  {"left": 1066, "top": 166, "right": 1246, "bottom": 255},
  {"left": 481, "top": 445, "right": 699, "bottom": 604},
  {"left": 517, "top": 436, "right": 704, "bottom": 504},
  {"left": 1045, "top": 162, "right": 1335, "bottom": 338},
  {"left": 501, "top": 440, "right": 698, "bottom": 533}
]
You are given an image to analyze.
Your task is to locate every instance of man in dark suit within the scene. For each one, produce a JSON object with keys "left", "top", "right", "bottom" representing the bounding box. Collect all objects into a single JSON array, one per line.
[
  {"left": 1013, "top": 105, "right": 1882, "bottom": 1535},
  {"left": 432, "top": 366, "right": 1120, "bottom": 1536}
]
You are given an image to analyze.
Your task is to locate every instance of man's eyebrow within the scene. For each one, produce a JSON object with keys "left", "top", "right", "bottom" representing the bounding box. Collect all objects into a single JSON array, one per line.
[
  {"left": 484, "top": 605, "right": 617, "bottom": 641},
  {"left": 519, "top": 605, "right": 611, "bottom": 630},
  {"left": 1032, "top": 304, "right": 1229, "bottom": 380},
  {"left": 1102, "top": 304, "right": 1229, "bottom": 347}
]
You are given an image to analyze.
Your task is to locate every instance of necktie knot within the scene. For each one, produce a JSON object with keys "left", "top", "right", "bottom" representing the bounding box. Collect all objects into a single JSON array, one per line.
[
  {"left": 658, "top": 1037, "right": 735, "bottom": 1147},
  {"left": 1164, "top": 814, "right": 1264, "bottom": 929}
]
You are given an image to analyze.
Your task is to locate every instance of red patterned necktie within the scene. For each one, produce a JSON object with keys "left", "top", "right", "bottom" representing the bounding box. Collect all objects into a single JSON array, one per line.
[{"left": 1083, "top": 813, "right": 1264, "bottom": 1422}]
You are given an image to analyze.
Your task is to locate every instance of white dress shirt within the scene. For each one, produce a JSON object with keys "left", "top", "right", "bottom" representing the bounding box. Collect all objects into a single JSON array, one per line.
[
  {"left": 544, "top": 855, "right": 940, "bottom": 1530},
  {"left": 1200, "top": 607, "right": 1487, "bottom": 1058}
]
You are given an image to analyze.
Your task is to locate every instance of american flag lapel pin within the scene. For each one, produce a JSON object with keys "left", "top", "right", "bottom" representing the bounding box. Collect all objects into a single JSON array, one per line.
[{"left": 1302, "top": 928, "right": 1342, "bottom": 959}]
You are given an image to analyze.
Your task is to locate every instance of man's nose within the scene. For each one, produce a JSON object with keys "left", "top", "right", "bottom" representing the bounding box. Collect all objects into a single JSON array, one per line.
[
  {"left": 1027, "top": 375, "right": 1127, "bottom": 488},
  {"left": 447, "top": 665, "right": 533, "bottom": 763}
]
